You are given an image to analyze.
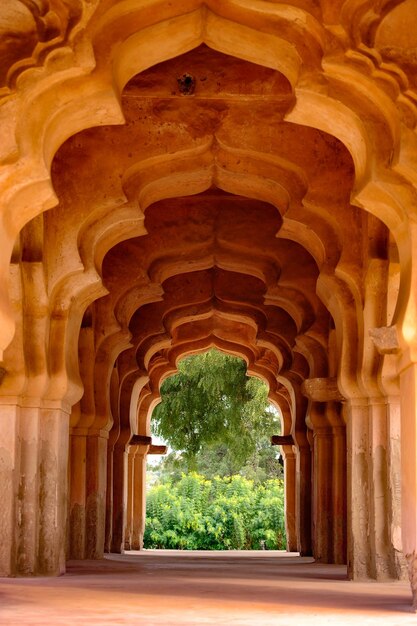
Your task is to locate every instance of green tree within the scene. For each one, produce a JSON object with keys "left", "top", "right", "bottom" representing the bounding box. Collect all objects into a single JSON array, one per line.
[
  {"left": 152, "top": 436, "right": 283, "bottom": 484},
  {"left": 152, "top": 350, "right": 280, "bottom": 473}
]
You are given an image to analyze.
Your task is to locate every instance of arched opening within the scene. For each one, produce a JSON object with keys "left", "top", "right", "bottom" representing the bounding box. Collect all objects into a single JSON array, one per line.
[{"left": 143, "top": 348, "right": 285, "bottom": 552}]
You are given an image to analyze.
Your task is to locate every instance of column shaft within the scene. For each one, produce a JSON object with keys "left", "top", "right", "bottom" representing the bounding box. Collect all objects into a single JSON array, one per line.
[
  {"left": 132, "top": 449, "right": 147, "bottom": 550},
  {"left": 399, "top": 363, "right": 417, "bottom": 608},
  {"left": 332, "top": 425, "right": 346, "bottom": 564},
  {"left": 0, "top": 404, "right": 19, "bottom": 576},
  {"left": 111, "top": 445, "right": 127, "bottom": 553},
  {"left": 296, "top": 445, "right": 312, "bottom": 556},
  {"left": 346, "top": 400, "right": 371, "bottom": 579},
  {"left": 282, "top": 446, "right": 297, "bottom": 552},
  {"left": 68, "top": 433, "right": 87, "bottom": 559},
  {"left": 124, "top": 447, "right": 135, "bottom": 550},
  {"left": 85, "top": 434, "right": 108, "bottom": 559},
  {"left": 313, "top": 429, "right": 333, "bottom": 562}
]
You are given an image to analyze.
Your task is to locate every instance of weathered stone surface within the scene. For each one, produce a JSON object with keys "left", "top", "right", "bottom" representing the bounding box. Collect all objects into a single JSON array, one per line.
[
  {"left": 406, "top": 551, "right": 417, "bottom": 612},
  {"left": 369, "top": 327, "right": 400, "bottom": 355}
]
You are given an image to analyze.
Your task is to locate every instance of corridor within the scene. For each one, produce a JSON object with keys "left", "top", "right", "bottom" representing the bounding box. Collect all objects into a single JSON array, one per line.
[{"left": 0, "top": 551, "right": 413, "bottom": 626}]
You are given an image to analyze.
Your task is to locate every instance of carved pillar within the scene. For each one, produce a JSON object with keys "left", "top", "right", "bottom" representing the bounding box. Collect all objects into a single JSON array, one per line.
[
  {"left": 282, "top": 444, "right": 297, "bottom": 552},
  {"left": 111, "top": 442, "right": 127, "bottom": 553},
  {"left": 0, "top": 404, "right": 19, "bottom": 576},
  {"left": 313, "top": 426, "right": 333, "bottom": 562},
  {"left": 369, "top": 327, "right": 407, "bottom": 580},
  {"left": 85, "top": 432, "right": 108, "bottom": 559},
  {"left": 386, "top": 395, "right": 407, "bottom": 578},
  {"left": 37, "top": 406, "right": 69, "bottom": 575},
  {"left": 331, "top": 423, "right": 347, "bottom": 564},
  {"left": 68, "top": 427, "right": 86, "bottom": 559},
  {"left": 399, "top": 360, "right": 417, "bottom": 609},
  {"left": 296, "top": 443, "right": 312, "bottom": 556},
  {"left": 368, "top": 398, "right": 398, "bottom": 579},
  {"left": 104, "top": 439, "right": 114, "bottom": 553},
  {"left": 131, "top": 444, "right": 149, "bottom": 550},
  {"left": 124, "top": 446, "right": 135, "bottom": 550},
  {"left": 346, "top": 399, "right": 371, "bottom": 579},
  {"left": 302, "top": 379, "right": 346, "bottom": 564},
  {"left": 0, "top": 403, "right": 69, "bottom": 576},
  {"left": 346, "top": 397, "right": 399, "bottom": 580},
  {"left": 104, "top": 367, "right": 120, "bottom": 553},
  {"left": 16, "top": 406, "right": 40, "bottom": 574}
]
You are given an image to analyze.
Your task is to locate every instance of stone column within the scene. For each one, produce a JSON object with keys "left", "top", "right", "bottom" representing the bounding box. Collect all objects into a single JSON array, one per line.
[
  {"left": 399, "top": 361, "right": 417, "bottom": 609},
  {"left": 386, "top": 395, "right": 407, "bottom": 578},
  {"left": 131, "top": 444, "right": 149, "bottom": 550},
  {"left": 105, "top": 368, "right": 120, "bottom": 553},
  {"left": 104, "top": 440, "right": 114, "bottom": 553},
  {"left": 0, "top": 404, "right": 19, "bottom": 576},
  {"left": 282, "top": 444, "right": 297, "bottom": 552},
  {"left": 124, "top": 446, "right": 135, "bottom": 550},
  {"left": 111, "top": 442, "right": 127, "bottom": 553},
  {"left": 296, "top": 443, "right": 312, "bottom": 556},
  {"left": 313, "top": 427, "right": 333, "bottom": 562},
  {"left": 68, "top": 428, "right": 87, "bottom": 559},
  {"left": 368, "top": 328, "right": 406, "bottom": 579},
  {"left": 16, "top": 406, "right": 40, "bottom": 575},
  {"left": 0, "top": 403, "right": 69, "bottom": 576},
  {"left": 85, "top": 432, "right": 108, "bottom": 559},
  {"left": 37, "top": 406, "right": 69, "bottom": 575},
  {"left": 368, "top": 398, "right": 397, "bottom": 579},
  {"left": 346, "top": 398, "right": 371, "bottom": 579},
  {"left": 331, "top": 424, "right": 346, "bottom": 564},
  {"left": 346, "top": 397, "right": 398, "bottom": 580}
]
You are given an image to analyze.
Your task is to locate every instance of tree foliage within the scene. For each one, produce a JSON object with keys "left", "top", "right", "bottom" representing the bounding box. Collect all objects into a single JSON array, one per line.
[
  {"left": 154, "top": 438, "right": 283, "bottom": 484},
  {"left": 152, "top": 349, "right": 280, "bottom": 472},
  {"left": 144, "top": 473, "right": 286, "bottom": 550}
]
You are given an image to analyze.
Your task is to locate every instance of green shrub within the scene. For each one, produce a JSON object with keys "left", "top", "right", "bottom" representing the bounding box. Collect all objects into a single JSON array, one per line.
[{"left": 144, "top": 473, "right": 286, "bottom": 550}]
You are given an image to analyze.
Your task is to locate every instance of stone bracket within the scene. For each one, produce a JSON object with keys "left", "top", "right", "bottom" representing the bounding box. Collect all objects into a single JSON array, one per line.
[
  {"left": 301, "top": 377, "right": 345, "bottom": 402},
  {"left": 271, "top": 435, "right": 294, "bottom": 446},
  {"left": 369, "top": 326, "right": 400, "bottom": 355},
  {"left": 129, "top": 434, "right": 152, "bottom": 446}
]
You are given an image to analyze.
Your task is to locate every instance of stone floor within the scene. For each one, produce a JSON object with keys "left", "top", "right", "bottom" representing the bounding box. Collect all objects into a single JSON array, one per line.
[{"left": 0, "top": 551, "right": 414, "bottom": 626}]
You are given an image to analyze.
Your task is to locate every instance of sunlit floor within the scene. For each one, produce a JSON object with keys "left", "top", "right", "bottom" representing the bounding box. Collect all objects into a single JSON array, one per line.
[{"left": 0, "top": 550, "right": 414, "bottom": 626}]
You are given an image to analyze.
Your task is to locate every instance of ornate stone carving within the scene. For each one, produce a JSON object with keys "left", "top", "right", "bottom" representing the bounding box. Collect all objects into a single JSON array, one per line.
[{"left": 0, "top": 0, "right": 83, "bottom": 89}]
